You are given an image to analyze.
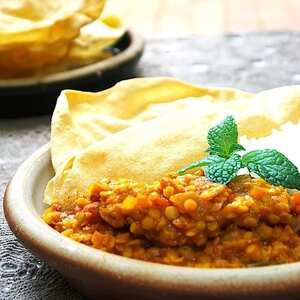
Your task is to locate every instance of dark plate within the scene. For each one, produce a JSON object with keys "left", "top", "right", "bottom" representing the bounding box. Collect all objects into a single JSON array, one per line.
[{"left": 0, "top": 30, "right": 144, "bottom": 118}]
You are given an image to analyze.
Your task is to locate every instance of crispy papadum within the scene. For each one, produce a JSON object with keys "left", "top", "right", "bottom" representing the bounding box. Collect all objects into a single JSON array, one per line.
[
  {"left": 0, "top": 0, "right": 124, "bottom": 77},
  {"left": 45, "top": 78, "right": 300, "bottom": 204},
  {"left": 66, "top": 15, "right": 126, "bottom": 66}
]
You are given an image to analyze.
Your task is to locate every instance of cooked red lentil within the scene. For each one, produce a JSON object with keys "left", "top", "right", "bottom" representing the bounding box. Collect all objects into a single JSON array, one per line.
[{"left": 43, "top": 171, "right": 300, "bottom": 268}]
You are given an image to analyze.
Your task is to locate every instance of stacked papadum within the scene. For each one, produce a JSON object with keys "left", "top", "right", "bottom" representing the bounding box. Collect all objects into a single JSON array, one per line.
[{"left": 0, "top": 0, "right": 125, "bottom": 77}]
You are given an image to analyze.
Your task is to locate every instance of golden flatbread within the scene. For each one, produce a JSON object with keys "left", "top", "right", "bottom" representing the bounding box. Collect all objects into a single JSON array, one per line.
[
  {"left": 0, "top": 0, "right": 125, "bottom": 77},
  {"left": 45, "top": 77, "right": 300, "bottom": 203}
]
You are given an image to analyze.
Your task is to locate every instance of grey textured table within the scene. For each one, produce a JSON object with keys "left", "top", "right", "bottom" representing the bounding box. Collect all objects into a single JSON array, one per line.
[{"left": 2, "top": 32, "right": 300, "bottom": 300}]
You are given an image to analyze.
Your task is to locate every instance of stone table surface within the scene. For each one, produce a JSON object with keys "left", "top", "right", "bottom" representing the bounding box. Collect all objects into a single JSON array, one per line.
[{"left": 1, "top": 32, "right": 300, "bottom": 300}]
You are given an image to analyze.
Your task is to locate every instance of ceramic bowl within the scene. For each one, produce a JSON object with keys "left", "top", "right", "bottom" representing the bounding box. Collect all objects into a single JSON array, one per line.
[
  {"left": 0, "top": 30, "right": 144, "bottom": 118},
  {"left": 4, "top": 144, "right": 300, "bottom": 300}
]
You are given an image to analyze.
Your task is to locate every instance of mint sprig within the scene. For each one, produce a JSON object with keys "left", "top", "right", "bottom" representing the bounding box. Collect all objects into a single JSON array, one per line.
[
  {"left": 178, "top": 116, "right": 300, "bottom": 190},
  {"left": 207, "top": 116, "right": 245, "bottom": 158}
]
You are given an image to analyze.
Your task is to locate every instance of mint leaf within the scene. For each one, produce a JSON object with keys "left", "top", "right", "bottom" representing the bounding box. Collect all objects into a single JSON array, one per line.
[
  {"left": 205, "top": 154, "right": 242, "bottom": 184},
  {"left": 242, "top": 149, "right": 300, "bottom": 189},
  {"left": 178, "top": 156, "right": 222, "bottom": 175},
  {"left": 207, "top": 116, "right": 245, "bottom": 158}
]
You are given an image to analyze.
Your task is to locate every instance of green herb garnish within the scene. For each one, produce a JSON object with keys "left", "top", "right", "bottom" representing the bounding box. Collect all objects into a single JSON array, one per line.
[
  {"left": 178, "top": 116, "right": 300, "bottom": 189},
  {"left": 207, "top": 116, "right": 245, "bottom": 158}
]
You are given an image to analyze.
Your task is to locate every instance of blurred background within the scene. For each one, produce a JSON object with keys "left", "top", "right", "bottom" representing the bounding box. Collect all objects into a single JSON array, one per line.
[{"left": 106, "top": 0, "right": 300, "bottom": 37}]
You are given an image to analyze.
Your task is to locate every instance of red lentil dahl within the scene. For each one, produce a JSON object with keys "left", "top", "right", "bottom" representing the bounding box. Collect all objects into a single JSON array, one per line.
[{"left": 42, "top": 171, "right": 300, "bottom": 268}]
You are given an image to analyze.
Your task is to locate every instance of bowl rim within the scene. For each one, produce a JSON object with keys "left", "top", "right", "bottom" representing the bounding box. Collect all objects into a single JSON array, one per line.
[
  {"left": 4, "top": 143, "right": 300, "bottom": 295},
  {"left": 0, "top": 30, "right": 144, "bottom": 89}
]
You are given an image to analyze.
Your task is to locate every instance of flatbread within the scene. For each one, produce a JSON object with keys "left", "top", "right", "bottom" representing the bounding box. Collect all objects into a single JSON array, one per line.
[
  {"left": 0, "top": 0, "right": 105, "bottom": 45},
  {"left": 66, "top": 15, "right": 126, "bottom": 65},
  {"left": 45, "top": 78, "right": 300, "bottom": 204},
  {"left": 0, "top": 0, "right": 105, "bottom": 76}
]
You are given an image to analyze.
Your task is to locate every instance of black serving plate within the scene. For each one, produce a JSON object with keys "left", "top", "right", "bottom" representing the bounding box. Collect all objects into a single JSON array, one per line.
[{"left": 0, "top": 31, "right": 144, "bottom": 118}]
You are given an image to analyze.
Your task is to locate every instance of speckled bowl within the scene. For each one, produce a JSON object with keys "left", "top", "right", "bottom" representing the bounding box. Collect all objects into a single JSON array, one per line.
[{"left": 4, "top": 144, "right": 300, "bottom": 300}]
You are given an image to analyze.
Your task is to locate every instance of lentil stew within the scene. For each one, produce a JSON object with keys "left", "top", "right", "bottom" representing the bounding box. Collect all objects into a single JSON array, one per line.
[{"left": 43, "top": 171, "right": 300, "bottom": 268}]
